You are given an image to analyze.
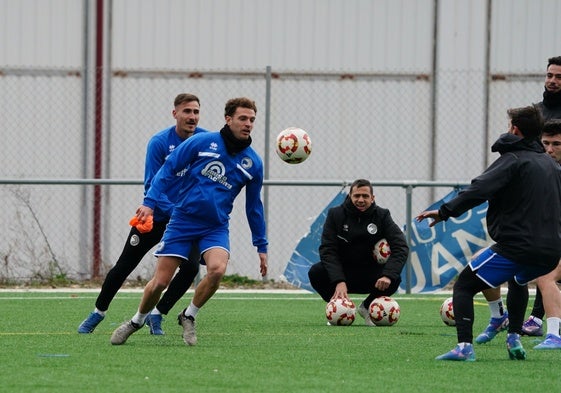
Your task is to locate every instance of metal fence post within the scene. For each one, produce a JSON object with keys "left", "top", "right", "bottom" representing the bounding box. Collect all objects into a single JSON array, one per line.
[{"left": 404, "top": 183, "right": 414, "bottom": 294}]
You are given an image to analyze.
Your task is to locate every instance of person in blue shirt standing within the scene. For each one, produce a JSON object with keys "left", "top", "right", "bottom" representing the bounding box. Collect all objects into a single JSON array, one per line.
[
  {"left": 110, "top": 97, "right": 268, "bottom": 346},
  {"left": 78, "top": 93, "right": 206, "bottom": 335}
]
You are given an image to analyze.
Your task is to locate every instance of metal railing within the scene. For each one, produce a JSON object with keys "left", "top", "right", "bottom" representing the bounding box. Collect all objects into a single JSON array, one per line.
[{"left": 0, "top": 178, "right": 470, "bottom": 292}]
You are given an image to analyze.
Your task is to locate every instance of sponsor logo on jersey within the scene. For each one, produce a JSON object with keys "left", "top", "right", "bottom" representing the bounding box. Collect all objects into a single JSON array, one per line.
[
  {"left": 176, "top": 167, "right": 188, "bottom": 177},
  {"left": 201, "top": 160, "right": 232, "bottom": 189}
]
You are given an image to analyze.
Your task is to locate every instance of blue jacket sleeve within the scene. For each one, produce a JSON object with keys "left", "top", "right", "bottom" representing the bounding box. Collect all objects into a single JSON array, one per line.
[
  {"left": 144, "top": 136, "right": 174, "bottom": 217},
  {"left": 144, "top": 138, "right": 194, "bottom": 209},
  {"left": 245, "top": 163, "right": 268, "bottom": 253}
]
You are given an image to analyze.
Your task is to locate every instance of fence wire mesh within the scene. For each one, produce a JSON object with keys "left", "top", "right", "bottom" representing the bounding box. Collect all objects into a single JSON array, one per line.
[{"left": 0, "top": 67, "right": 545, "bottom": 284}]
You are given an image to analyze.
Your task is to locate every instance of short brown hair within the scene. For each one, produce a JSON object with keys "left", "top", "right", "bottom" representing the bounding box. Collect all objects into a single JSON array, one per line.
[
  {"left": 224, "top": 97, "right": 257, "bottom": 117},
  {"left": 507, "top": 105, "right": 543, "bottom": 139},
  {"left": 174, "top": 93, "right": 200, "bottom": 107}
]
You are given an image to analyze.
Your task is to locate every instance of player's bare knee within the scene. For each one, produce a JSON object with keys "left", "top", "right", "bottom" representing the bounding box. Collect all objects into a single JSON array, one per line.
[
  {"left": 205, "top": 268, "right": 225, "bottom": 284},
  {"left": 204, "top": 262, "right": 226, "bottom": 284},
  {"left": 150, "top": 277, "right": 172, "bottom": 292}
]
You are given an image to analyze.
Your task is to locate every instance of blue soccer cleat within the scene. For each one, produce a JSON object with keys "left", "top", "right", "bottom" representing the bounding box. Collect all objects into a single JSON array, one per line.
[
  {"left": 521, "top": 316, "right": 543, "bottom": 337},
  {"left": 533, "top": 333, "right": 561, "bottom": 350},
  {"left": 475, "top": 313, "right": 509, "bottom": 344},
  {"left": 506, "top": 333, "right": 526, "bottom": 360},
  {"left": 78, "top": 311, "right": 105, "bottom": 334},
  {"left": 145, "top": 313, "right": 165, "bottom": 335},
  {"left": 435, "top": 343, "right": 476, "bottom": 361}
]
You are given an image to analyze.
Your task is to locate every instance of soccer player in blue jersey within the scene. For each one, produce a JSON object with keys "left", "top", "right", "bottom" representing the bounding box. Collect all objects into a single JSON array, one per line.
[
  {"left": 110, "top": 97, "right": 268, "bottom": 346},
  {"left": 78, "top": 93, "right": 207, "bottom": 335}
]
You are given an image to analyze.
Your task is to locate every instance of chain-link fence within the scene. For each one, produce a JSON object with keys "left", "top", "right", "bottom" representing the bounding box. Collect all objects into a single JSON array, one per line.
[{"left": 0, "top": 66, "right": 546, "bottom": 284}]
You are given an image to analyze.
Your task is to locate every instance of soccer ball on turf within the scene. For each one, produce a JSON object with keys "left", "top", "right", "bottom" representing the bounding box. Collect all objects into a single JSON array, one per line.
[
  {"left": 275, "top": 127, "right": 312, "bottom": 164},
  {"left": 439, "top": 297, "right": 455, "bottom": 326},
  {"left": 326, "top": 298, "right": 356, "bottom": 326},
  {"left": 373, "top": 238, "right": 391, "bottom": 264},
  {"left": 369, "top": 296, "right": 400, "bottom": 326}
]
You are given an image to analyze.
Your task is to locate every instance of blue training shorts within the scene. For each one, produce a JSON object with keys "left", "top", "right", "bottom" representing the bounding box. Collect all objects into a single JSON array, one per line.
[
  {"left": 468, "top": 247, "right": 552, "bottom": 287},
  {"left": 153, "top": 214, "right": 230, "bottom": 261}
]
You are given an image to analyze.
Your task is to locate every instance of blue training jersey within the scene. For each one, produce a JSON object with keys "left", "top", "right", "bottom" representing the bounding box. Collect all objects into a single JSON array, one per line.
[
  {"left": 144, "top": 131, "right": 268, "bottom": 253},
  {"left": 144, "top": 125, "right": 208, "bottom": 221}
]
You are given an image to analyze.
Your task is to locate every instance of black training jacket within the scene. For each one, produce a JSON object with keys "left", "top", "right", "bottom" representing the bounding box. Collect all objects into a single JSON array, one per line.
[
  {"left": 319, "top": 197, "right": 409, "bottom": 285},
  {"left": 439, "top": 133, "right": 561, "bottom": 268}
]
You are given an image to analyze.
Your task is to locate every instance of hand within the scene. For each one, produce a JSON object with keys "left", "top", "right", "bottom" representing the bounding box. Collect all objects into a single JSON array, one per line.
[
  {"left": 258, "top": 253, "right": 268, "bottom": 277},
  {"left": 416, "top": 209, "right": 442, "bottom": 227},
  {"left": 331, "top": 282, "right": 348, "bottom": 300},
  {"left": 129, "top": 214, "right": 153, "bottom": 233},
  {"left": 375, "top": 276, "right": 391, "bottom": 291},
  {"left": 136, "top": 205, "right": 154, "bottom": 221}
]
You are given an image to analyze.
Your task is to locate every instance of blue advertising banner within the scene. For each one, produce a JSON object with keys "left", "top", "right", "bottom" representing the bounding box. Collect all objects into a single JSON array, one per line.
[
  {"left": 282, "top": 188, "right": 491, "bottom": 293},
  {"left": 402, "top": 189, "right": 490, "bottom": 293}
]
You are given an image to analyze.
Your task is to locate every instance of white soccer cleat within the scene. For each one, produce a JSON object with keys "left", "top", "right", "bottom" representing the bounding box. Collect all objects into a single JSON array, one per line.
[{"left": 110, "top": 320, "right": 143, "bottom": 345}]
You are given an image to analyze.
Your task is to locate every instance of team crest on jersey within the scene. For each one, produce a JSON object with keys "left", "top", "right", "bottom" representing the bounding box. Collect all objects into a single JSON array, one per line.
[
  {"left": 343, "top": 224, "right": 349, "bottom": 232},
  {"left": 367, "top": 223, "right": 378, "bottom": 234},
  {"left": 169, "top": 144, "right": 176, "bottom": 152},
  {"left": 209, "top": 142, "right": 218, "bottom": 151},
  {"left": 201, "top": 160, "right": 232, "bottom": 189},
  {"left": 130, "top": 234, "right": 140, "bottom": 246},
  {"left": 241, "top": 157, "right": 253, "bottom": 169}
]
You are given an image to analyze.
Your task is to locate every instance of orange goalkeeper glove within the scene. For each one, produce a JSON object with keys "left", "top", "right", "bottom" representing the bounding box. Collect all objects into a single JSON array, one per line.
[{"left": 129, "top": 215, "right": 153, "bottom": 233}]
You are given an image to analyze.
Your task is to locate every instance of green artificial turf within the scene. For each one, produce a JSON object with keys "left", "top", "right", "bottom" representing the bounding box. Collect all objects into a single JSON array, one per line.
[{"left": 0, "top": 290, "right": 558, "bottom": 393}]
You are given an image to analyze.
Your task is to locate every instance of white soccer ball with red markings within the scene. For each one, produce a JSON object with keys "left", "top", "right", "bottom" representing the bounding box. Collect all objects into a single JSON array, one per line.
[
  {"left": 373, "top": 238, "right": 391, "bottom": 264},
  {"left": 439, "top": 297, "right": 455, "bottom": 326},
  {"left": 369, "top": 296, "right": 400, "bottom": 326},
  {"left": 326, "top": 298, "right": 356, "bottom": 326},
  {"left": 275, "top": 127, "right": 312, "bottom": 164}
]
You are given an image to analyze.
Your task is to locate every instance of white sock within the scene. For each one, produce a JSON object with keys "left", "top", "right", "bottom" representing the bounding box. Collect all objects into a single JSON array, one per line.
[
  {"left": 151, "top": 308, "right": 162, "bottom": 316},
  {"left": 488, "top": 298, "right": 505, "bottom": 318},
  {"left": 458, "top": 342, "right": 471, "bottom": 349},
  {"left": 184, "top": 302, "right": 200, "bottom": 319},
  {"left": 546, "top": 317, "right": 561, "bottom": 337},
  {"left": 94, "top": 308, "right": 106, "bottom": 317},
  {"left": 131, "top": 311, "right": 149, "bottom": 326}
]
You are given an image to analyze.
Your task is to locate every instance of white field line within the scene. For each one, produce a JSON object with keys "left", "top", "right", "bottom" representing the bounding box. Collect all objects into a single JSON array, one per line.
[{"left": 0, "top": 287, "right": 535, "bottom": 302}]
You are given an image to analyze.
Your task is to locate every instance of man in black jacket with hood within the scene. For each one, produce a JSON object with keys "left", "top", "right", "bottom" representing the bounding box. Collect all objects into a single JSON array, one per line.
[
  {"left": 308, "top": 178, "right": 409, "bottom": 326},
  {"left": 520, "top": 56, "right": 561, "bottom": 336},
  {"left": 417, "top": 105, "right": 561, "bottom": 362},
  {"left": 473, "top": 57, "right": 561, "bottom": 343},
  {"left": 536, "top": 56, "right": 561, "bottom": 121}
]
